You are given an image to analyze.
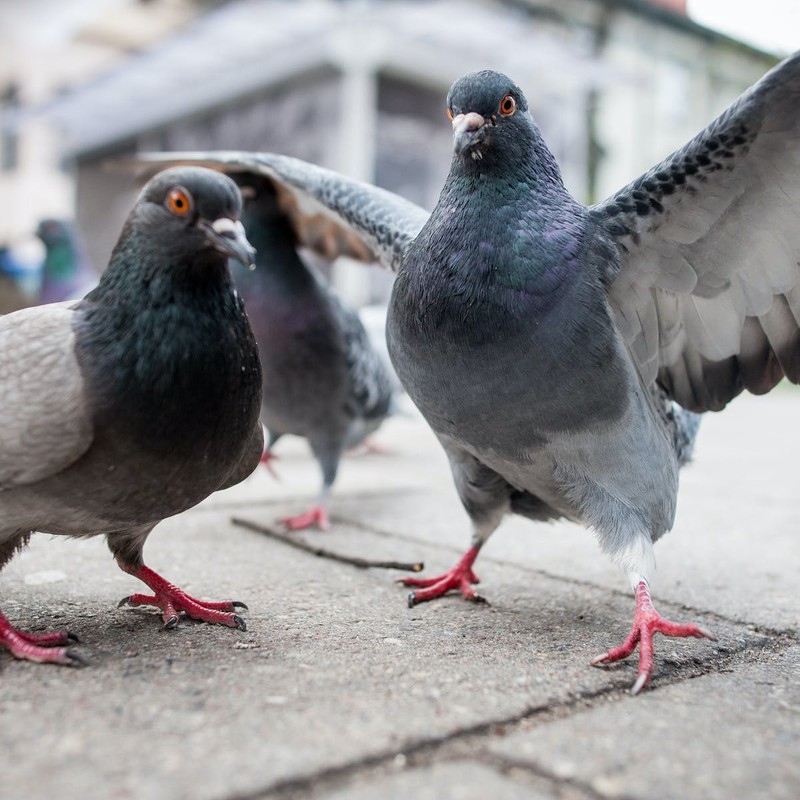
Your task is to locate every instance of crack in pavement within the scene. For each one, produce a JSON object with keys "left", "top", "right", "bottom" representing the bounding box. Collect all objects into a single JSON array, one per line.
[{"left": 217, "top": 632, "right": 792, "bottom": 800}]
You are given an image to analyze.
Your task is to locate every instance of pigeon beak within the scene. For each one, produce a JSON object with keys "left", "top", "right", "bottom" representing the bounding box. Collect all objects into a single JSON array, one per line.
[
  {"left": 203, "top": 218, "right": 257, "bottom": 270},
  {"left": 452, "top": 112, "right": 488, "bottom": 156}
]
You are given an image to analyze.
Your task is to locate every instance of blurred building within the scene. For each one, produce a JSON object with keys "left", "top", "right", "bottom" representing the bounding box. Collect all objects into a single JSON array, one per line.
[{"left": 0, "top": 0, "right": 781, "bottom": 305}]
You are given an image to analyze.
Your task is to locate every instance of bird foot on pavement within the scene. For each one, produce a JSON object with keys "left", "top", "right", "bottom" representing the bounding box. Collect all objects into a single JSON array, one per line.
[
  {"left": 0, "top": 610, "right": 83, "bottom": 666},
  {"left": 259, "top": 448, "right": 280, "bottom": 480},
  {"left": 397, "top": 544, "right": 484, "bottom": 607},
  {"left": 591, "top": 580, "right": 715, "bottom": 694},
  {"left": 346, "top": 437, "right": 393, "bottom": 457},
  {"left": 117, "top": 564, "right": 247, "bottom": 630},
  {"left": 280, "top": 505, "right": 330, "bottom": 532}
]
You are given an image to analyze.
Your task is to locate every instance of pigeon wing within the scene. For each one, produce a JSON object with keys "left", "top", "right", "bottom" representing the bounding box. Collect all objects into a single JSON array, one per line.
[
  {"left": 132, "top": 152, "right": 429, "bottom": 271},
  {"left": 592, "top": 51, "right": 800, "bottom": 411},
  {"left": 0, "top": 302, "right": 93, "bottom": 489}
]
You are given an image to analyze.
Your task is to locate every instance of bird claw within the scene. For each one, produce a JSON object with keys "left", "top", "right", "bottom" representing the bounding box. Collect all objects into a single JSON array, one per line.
[
  {"left": 592, "top": 581, "right": 716, "bottom": 694},
  {"left": 0, "top": 614, "right": 85, "bottom": 667},
  {"left": 260, "top": 449, "right": 281, "bottom": 480},
  {"left": 117, "top": 565, "right": 248, "bottom": 631},
  {"left": 280, "top": 505, "right": 330, "bottom": 531},
  {"left": 399, "top": 545, "right": 483, "bottom": 606}
]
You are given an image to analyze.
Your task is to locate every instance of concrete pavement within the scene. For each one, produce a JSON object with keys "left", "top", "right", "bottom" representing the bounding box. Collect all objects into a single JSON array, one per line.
[{"left": 1, "top": 391, "right": 798, "bottom": 800}]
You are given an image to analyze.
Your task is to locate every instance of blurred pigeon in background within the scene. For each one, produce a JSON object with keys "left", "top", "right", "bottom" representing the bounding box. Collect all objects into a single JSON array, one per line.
[
  {"left": 0, "top": 166, "right": 262, "bottom": 665},
  {"left": 136, "top": 49, "right": 800, "bottom": 692},
  {"left": 232, "top": 175, "right": 395, "bottom": 531},
  {"left": 35, "top": 219, "right": 97, "bottom": 304}
]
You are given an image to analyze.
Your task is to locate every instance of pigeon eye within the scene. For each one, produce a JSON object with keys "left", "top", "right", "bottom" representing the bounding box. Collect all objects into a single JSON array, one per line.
[
  {"left": 166, "top": 188, "right": 192, "bottom": 216},
  {"left": 499, "top": 94, "right": 516, "bottom": 116},
  {"left": 447, "top": 107, "right": 454, "bottom": 121}
]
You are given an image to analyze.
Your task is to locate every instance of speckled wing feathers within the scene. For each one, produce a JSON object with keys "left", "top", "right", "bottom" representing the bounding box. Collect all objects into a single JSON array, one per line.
[
  {"left": 594, "top": 51, "right": 800, "bottom": 411},
  {"left": 0, "top": 302, "right": 92, "bottom": 489},
  {"left": 133, "top": 152, "right": 429, "bottom": 271}
]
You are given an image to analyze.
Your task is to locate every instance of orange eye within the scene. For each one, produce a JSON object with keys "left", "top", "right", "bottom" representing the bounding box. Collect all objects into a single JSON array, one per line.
[
  {"left": 447, "top": 107, "right": 454, "bottom": 121},
  {"left": 499, "top": 94, "right": 516, "bottom": 116},
  {"left": 166, "top": 188, "right": 191, "bottom": 216}
]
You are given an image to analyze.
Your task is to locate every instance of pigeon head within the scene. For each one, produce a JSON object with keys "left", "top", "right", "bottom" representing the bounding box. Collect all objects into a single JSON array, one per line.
[
  {"left": 133, "top": 167, "right": 256, "bottom": 269},
  {"left": 36, "top": 219, "right": 72, "bottom": 247},
  {"left": 446, "top": 71, "right": 532, "bottom": 163}
]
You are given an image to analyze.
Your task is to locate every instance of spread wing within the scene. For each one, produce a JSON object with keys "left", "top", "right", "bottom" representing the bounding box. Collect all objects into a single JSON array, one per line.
[
  {"left": 129, "top": 151, "right": 429, "bottom": 271},
  {"left": 592, "top": 51, "right": 800, "bottom": 412},
  {"left": 0, "top": 302, "right": 93, "bottom": 489}
]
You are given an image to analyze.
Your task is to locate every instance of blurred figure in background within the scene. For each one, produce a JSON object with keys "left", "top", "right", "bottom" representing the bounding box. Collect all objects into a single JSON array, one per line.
[
  {"left": 0, "top": 236, "right": 43, "bottom": 313},
  {"left": 35, "top": 219, "right": 97, "bottom": 304}
]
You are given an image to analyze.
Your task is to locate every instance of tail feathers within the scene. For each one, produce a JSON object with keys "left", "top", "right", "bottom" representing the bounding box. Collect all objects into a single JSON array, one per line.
[{"left": 672, "top": 403, "right": 702, "bottom": 466}]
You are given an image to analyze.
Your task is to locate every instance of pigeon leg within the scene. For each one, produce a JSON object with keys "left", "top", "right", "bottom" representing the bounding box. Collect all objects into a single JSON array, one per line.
[
  {"left": 117, "top": 563, "right": 247, "bottom": 630},
  {"left": 0, "top": 609, "right": 81, "bottom": 666},
  {"left": 398, "top": 544, "right": 483, "bottom": 606},
  {"left": 591, "top": 580, "right": 715, "bottom": 694}
]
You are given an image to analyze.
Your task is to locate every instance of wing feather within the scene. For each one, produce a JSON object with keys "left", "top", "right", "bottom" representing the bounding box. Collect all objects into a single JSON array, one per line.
[
  {"left": 128, "top": 151, "right": 429, "bottom": 271},
  {"left": 0, "top": 302, "right": 93, "bottom": 489},
  {"left": 593, "top": 51, "right": 800, "bottom": 411}
]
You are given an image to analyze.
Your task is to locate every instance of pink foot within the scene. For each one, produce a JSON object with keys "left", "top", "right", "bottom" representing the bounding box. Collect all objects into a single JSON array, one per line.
[
  {"left": 280, "top": 505, "right": 330, "bottom": 531},
  {"left": 260, "top": 448, "right": 280, "bottom": 480},
  {"left": 117, "top": 564, "right": 247, "bottom": 630},
  {"left": 346, "top": 437, "right": 393, "bottom": 457},
  {"left": 0, "top": 610, "right": 83, "bottom": 666},
  {"left": 591, "top": 580, "right": 716, "bottom": 694},
  {"left": 397, "top": 545, "right": 484, "bottom": 607}
]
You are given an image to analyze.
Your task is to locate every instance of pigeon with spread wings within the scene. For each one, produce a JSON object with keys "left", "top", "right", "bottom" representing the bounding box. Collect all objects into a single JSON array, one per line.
[
  {"left": 134, "top": 50, "right": 800, "bottom": 692},
  {"left": 0, "top": 167, "right": 263, "bottom": 665}
]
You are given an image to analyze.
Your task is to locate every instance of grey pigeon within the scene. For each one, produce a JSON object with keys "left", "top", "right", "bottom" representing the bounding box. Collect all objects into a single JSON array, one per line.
[
  {"left": 135, "top": 50, "right": 800, "bottom": 692},
  {"left": 0, "top": 166, "right": 263, "bottom": 665},
  {"left": 231, "top": 174, "right": 395, "bottom": 530},
  {"left": 35, "top": 219, "right": 97, "bottom": 304}
]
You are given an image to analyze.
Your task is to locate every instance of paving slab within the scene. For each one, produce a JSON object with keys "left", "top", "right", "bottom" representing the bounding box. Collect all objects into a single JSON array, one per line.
[
  {"left": 489, "top": 645, "right": 800, "bottom": 800},
  {"left": 0, "top": 392, "right": 797, "bottom": 800},
  {"left": 322, "top": 760, "right": 557, "bottom": 800}
]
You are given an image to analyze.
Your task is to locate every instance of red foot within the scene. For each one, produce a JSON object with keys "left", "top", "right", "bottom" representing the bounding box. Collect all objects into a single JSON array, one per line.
[
  {"left": 0, "top": 610, "right": 82, "bottom": 666},
  {"left": 592, "top": 580, "right": 715, "bottom": 694},
  {"left": 346, "top": 437, "right": 393, "bottom": 457},
  {"left": 117, "top": 564, "right": 247, "bottom": 630},
  {"left": 397, "top": 544, "right": 484, "bottom": 607},
  {"left": 280, "top": 505, "right": 330, "bottom": 531},
  {"left": 260, "top": 448, "right": 280, "bottom": 480}
]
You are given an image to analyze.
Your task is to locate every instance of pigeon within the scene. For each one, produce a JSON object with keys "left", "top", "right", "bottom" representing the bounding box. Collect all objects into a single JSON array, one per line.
[
  {"left": 133, "top": 49, "right": 800, "bottom": 692},
  {"left": 0, "top": 166, "right": 263, "bottom": 665},
  {"left": 231, "top": 174, "right": 395, "bottom": 530},
  {"left": 35, "top": 219, "right": 98, "bottom": 304}
]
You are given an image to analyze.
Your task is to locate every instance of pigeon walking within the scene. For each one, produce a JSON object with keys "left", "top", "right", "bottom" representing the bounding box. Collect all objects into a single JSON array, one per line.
[
  {"left": 135, "top": 50, "right": 800, "bottom": 692},
  {"left": 0, "top": 166, "right": 263, "bottom": 665},
  {"left": 232, "top": 175, "right": 395, "bottom": 531}
]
